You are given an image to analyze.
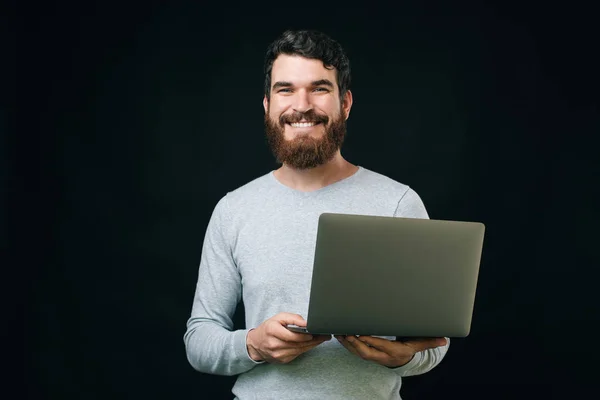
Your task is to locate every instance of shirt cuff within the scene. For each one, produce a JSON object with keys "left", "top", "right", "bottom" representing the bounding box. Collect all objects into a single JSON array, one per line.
[
  {"left": 389, "top": 350, "right": 423, "bottom": 375},
  {"left": 240, "top": 329, "right": 266, "bottom": 365}
]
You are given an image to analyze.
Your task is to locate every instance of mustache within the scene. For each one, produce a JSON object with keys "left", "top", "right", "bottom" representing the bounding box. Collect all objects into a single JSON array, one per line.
[{"left": 280, "top": 110, "right": 329, "bottom": 125}]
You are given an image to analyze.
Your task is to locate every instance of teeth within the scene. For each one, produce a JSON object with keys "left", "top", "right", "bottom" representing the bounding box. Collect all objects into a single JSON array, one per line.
[{"left": 290, "top": 122, "right": 316, "bottom": 127}]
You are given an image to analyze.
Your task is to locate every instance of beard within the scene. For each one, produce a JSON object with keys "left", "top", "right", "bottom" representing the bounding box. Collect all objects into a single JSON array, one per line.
[{"left": 264, "top": 107, "right": 347, "bottom": 170}]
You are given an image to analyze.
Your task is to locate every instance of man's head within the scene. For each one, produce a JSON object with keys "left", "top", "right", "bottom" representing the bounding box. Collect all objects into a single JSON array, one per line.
[{"left": 263, "top": 30, "right": 353, "bottom": 170}]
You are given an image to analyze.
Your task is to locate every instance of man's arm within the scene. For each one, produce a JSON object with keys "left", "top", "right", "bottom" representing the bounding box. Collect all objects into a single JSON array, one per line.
[
  {"left": 183, "top": 195, "right": 263, "bottom": 376},
  {"left": 386, "top": 337, "right": 450, "bottom": 377},
  {"left": 335, "top": 335, "right": 450, "bottom": 377},
  {"left": 389, "top": 187, "right": 451, "bottom": 376}
]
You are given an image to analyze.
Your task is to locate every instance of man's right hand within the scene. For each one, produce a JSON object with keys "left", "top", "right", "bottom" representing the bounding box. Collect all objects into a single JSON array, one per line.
[{"left": 246, "top": 312, "right": 331, "bottom": 364}]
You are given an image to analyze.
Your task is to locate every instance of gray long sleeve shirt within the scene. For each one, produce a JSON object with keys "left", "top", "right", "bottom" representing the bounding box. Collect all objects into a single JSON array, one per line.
[{"left": 184, "top": 166, "right": 450, "bottom": 399}]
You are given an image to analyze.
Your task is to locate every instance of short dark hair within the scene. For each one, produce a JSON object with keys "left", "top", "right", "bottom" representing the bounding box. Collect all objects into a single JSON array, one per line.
[{"left": 264, "top": 30, "right": 351, "bottom": 101}]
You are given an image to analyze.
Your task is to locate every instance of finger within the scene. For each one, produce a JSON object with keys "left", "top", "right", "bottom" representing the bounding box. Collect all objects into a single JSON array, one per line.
[
  {"left": 355, "top": 336, "right": 395, "bottom": 352},
  {"left": 274, "top": 312, "right": 308, "bottom": 328},
  {"left": 293, "top": 335, "right": 331, "bottom": 348},
  {"left": 271, "top": 313, "right": 313, "bottom": 342},
  {"left": 265, "top": 335, "right": 329, "bottom": 362},
  {"left": 282, "top": 332, "right": 332, "bottom": 344},
  {"left": 281, "top": 331, "right": 316, "bottom": 343},
  {"left": 336, "top": 336, "right": 361, "bottom": 357},
  {"left": 290, "top": 336, "right": 332, "bottom": 358},
  {"left": 268, "top": 322, "right": 314, "bottom": 343},
  {"left": 356, "top": 336, "right": 418, "bottom": 363},
  {"left": 356, "top": 335, "right": 421, "bottom": 357},
  {"left": 402, "top": 337, "right": 448, "bottom": 352},
  {"left": 345, "top": 336, "right": 385, "bottom": 361}
]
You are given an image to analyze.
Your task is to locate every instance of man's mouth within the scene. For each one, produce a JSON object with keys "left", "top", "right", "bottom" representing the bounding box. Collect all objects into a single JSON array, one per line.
[{"left": 287, "top": 121, "right": 320, "bottom": 128}]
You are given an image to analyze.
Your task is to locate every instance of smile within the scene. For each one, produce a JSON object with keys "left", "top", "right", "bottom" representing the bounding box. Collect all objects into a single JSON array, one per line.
[{"left": 289, "top": 122, "right": 319, "bottom": 128}]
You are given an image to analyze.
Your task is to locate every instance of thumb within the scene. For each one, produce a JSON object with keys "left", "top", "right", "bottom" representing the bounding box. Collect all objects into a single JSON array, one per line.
[{"left": 274, "top": 312, "right": 307, "bottom": 327}]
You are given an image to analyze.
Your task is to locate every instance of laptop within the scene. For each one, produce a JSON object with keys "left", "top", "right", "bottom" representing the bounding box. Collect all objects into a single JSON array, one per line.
[{"left": 286, "top": 212, "right": 485, "bottom": 338}]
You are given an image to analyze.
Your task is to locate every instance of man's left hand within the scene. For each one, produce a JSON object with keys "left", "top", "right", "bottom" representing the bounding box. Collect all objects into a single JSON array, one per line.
[{"left": 335, "top": 335, "right": 447, "bottom": 368}]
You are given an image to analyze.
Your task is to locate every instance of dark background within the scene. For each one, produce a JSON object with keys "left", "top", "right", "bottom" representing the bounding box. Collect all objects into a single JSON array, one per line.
[{"left": 19, "top": 1, "right": 599, "bottom": 399}]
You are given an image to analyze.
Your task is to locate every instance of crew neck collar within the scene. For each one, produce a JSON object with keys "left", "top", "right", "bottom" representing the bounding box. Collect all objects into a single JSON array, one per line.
[{"left": 268, "top": 166, "right": 364, "bottom": 195}]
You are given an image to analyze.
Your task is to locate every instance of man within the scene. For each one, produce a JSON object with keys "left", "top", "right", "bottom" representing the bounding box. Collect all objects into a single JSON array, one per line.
[{"left": 184, "top": 30, "right": 449, "bottom": 399}]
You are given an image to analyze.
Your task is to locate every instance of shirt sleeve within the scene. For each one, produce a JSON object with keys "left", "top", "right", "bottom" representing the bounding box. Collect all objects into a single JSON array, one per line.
[
  {"left": 183, "top": 195, "right": 264, "bottom": 376},
  {"left": 390, "top": 338, "right": 451, "bottom": 377},
  {"left": 393, "top": 187, "right": 430, "bottom": 219},
  {"left": 391, "top": 187, "right": 450, "bottom": 377}
]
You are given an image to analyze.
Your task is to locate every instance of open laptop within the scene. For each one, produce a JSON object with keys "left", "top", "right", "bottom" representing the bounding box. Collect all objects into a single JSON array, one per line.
[{"left": 286, "top": 212, "right": 485, "bottom": 338}]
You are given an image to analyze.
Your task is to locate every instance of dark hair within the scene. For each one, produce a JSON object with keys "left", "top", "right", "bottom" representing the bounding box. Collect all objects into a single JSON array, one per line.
[{"left": 264, "top": 30, "right": 351, "bottom": 101}]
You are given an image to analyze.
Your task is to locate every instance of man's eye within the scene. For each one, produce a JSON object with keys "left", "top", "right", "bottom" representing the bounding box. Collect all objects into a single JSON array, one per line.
[
  {"left": 314, "top": 87, "right": 329, "bottom": 92},
  {"left": 278, "top": 88, "right": 292, "bottom": 93}
]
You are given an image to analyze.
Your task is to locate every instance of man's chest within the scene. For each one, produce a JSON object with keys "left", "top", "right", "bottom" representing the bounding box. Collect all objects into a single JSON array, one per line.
[{"left": 233, "top": 211, "right": 320, "bottom": 306}]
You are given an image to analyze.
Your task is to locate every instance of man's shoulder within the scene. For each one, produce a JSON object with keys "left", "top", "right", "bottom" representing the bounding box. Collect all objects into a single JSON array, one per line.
[
  {"left": 219, "top": 170, "right": 274, "bottom": 207},
  {"left": 358, "top": 167, "right": 428, "bottom": 217},
  {"left": 358, "top": 166, "right": 412, "bottom": 195}
]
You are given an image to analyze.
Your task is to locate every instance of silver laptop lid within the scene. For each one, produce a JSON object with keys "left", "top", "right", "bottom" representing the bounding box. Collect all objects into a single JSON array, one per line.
[{"left": 306, "top": 213, "right": 485, "bottom": 337}]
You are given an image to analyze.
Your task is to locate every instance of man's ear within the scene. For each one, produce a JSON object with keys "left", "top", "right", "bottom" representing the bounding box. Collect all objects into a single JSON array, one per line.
[
  {"left": 343, "top": 90, "right": 353, "bottom": 120},
  {"left": 263, "top": 96, "right": 269, "bottom": 114}
]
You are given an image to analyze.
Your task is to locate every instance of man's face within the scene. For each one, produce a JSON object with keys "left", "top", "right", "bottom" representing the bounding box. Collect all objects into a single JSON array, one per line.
[{"left": 264, "top": 55, "right": 353, "bottom": 169}]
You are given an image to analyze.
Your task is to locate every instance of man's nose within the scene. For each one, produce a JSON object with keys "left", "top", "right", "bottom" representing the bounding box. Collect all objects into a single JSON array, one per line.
[{"left": 292, "top": 90, "right": 312, "bottom": 113}]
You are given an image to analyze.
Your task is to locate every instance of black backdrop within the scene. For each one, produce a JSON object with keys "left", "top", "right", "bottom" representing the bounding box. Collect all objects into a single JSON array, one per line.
[{"left": 21, "top": 1, "right": 599, "bottom": 399}]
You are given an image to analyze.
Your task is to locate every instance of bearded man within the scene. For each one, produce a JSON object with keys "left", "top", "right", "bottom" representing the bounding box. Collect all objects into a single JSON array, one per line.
[{"left": 184, "top": 29, "right": 450, "bottom": 400}]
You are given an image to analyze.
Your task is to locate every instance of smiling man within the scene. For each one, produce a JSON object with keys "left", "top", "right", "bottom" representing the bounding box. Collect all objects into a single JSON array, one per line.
[
  {"left": 264, "top": 57, "right": 349, "bottom": 173},
  {"left": 184, "top": 30, "right": 450, "bottom": 399}
]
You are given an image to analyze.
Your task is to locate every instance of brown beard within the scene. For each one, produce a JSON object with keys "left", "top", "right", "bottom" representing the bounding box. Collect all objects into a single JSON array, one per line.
[{"left": 264, "top": 107, "right": 347, "bottom": 170}]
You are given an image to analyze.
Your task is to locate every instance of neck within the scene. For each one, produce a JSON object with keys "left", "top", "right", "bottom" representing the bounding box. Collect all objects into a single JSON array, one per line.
[{"left": 273, "top": 152, "right": 358, "bottom": 192}]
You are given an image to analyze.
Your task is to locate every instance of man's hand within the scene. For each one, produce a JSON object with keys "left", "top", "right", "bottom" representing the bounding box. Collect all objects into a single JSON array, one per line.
[
  {"left": 246, "top": 312, "right": 331, "bottom": 364},
  {"left": 335, "top": 335, "right": 447, "bottom": 368}
]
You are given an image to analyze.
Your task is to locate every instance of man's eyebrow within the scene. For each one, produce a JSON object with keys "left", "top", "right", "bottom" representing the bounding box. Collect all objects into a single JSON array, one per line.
[
  {"left": 311, "top": 79, "right": 334, "bottom": 88},
  {"left": 272, "top": 81, "right": 293, "bottom": 90}
]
